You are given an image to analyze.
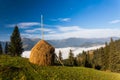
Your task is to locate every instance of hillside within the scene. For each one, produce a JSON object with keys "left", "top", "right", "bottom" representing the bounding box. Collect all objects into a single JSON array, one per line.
[{"left": 0, "top": 55, "right": 120, "bottom": 80}]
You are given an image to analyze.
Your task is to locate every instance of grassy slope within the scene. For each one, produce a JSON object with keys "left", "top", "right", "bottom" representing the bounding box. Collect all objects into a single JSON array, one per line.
[{"left": 0, "top": 55, "right": 120, "bottom": 80}]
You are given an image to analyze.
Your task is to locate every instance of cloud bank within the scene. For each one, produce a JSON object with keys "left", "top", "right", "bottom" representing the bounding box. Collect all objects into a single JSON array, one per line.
[{"left": 23, "top": 26, "right": 120, "bottom": 39}]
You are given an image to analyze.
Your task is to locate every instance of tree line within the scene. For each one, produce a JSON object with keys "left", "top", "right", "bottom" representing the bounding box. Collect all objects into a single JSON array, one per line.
[
  {"left": 57, "top": 38, "right": 120, "bottom": 73},
  {"left": 0, "top": 25, "right": 23, "bottom": 56},
  {"left": 93, "top": 38, "right": 120, "bottom": 72}
]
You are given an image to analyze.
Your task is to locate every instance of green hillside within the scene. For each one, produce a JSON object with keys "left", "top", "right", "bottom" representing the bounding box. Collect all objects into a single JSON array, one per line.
[{"left": 0, "top": 55, "right": 120, "bottom": 80}]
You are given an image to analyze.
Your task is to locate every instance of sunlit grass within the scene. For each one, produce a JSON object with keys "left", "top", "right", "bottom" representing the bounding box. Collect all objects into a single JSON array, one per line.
[{"left": 0, "top": 55, "right": 120, "bottom": 80}]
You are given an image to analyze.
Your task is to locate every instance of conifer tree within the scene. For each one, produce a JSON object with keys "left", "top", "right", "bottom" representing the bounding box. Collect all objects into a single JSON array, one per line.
[
  {"left": 82, "top": 51, "right": 86, "bottom": 66},
  {"left": 109, "top": 38, "right": 115, "bottom": 71},
  {"left": 0, "top": 42, "right": 3, "bottom": 54},
  {"left": 92, "top": 38, "right": 120, "bottom": 72},
  {"left": 9, "top": 25, "right": 23, "bottom": 56},
  {"left": 93, "top": 49, "right": 102, "bottom": 70},
  {"left": 102, "top": 42, "right": 109, "bottom": 70},
  {"left": 58, "top": 50, "right": 63, "bottom": 61},
  {"left": 109, "top": 38, "right": 120, "bottom": 72},
  {"left": 68, "top": 49, "right": 74, "bottom": 66},
  {"left": 76, "top": 53, "right": 82, "bottom": 66},
  {"left": 84, "top": 52, "right": 92, "bottom": 68},
  {"left": 5, "top": 42, "right": 9, "bottom": 54},
  {"left": 74, "top": 57, "right": 78, "bottom": 66},
  {"left": 99, "top": 47, "right": 105, "bottom": 70}
]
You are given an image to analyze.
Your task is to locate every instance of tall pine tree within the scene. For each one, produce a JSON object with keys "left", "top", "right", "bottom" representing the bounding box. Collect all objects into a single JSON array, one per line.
[
  {"left": 9, "top": 25, "right": 23, "bottom": 56},
  {"left": 68, "top": 49, "right": 74, "bottom": 66},
  {"left": 85, "top": 52, "right": 92, "bottom": 68},
  {"left": 82, "top": 51, "right": 86, "bottom": 67},
  {"left": 76, "top": 53, "right": 83, "bottom": 66},
  {"left": 109, "top": 38, "right": 115, "bottom": 71},
  {"left": 109, "top": 38, "right": 120, "bottom": 72},
  {"left": 102, "top": 42, "right": 109, "bottom": 70},
  {"left": 0, "top": 42, "right": 3, "bottom": 54},
  {"left": 5, "top": 42, "right": 9, "bottom": 54},
  {"left": 58, "top": 50, "right": 63, "bottom": 61}
]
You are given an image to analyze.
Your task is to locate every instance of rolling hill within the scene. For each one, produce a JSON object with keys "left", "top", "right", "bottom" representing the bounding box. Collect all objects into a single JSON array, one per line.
[{"left": 0, "top": 55, "right": 120, "bottom": 80}]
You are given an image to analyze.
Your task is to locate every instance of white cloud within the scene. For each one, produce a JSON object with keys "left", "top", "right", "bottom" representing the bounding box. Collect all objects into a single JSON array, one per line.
[
  {"left": 48, "top": 31, "right": 57, "bottom": 34},
  {"left": 25, "top": 28, "right": 52, "bottom": 33},
  {"left": 58, "top": 18, "right": 71, "bottom": 22},
  {"left": 21, "top": 33, "right": 42, "bottom": 39},
  {"left": 44, "top": 28, "right": 120, "bottom": 39},
  {"left": 109, "top": 20, "right": 120, "bottom": 24},
  {"left": 51, "top": 18, "right": 71, "bottom": 22},
  {"left": 22, "top": 26, "right": 120, "bottom": 40},
  {"left": 8, "top": 22, "right": 40, "bottom": 28},
  {"left": 21, "top": 33, "right": 33, "bottom": 38},
  {"left": 58, "top": 26, "right": 81, "bottom": 32}
]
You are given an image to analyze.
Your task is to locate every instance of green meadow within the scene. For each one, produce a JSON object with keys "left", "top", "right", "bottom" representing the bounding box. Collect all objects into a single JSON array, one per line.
[{"left": 0, "top": 55, "right": 120, "bottom": 80}]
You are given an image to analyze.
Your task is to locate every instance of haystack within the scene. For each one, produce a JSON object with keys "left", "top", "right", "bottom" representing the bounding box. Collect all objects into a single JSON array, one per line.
[{"left": 29, "top": 40, "right": 55, "bottom": 66}]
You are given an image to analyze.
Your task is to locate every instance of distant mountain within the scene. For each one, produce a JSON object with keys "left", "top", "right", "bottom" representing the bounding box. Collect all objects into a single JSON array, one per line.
[
  {"left": 22, "top": 37, "right": 120, "bottom": 50},
  {"left": 22, "top": 38, "right": 40, "bottom": 50},
  {"left": 0, "top": 37, "right": 119, "bottom": 51}
]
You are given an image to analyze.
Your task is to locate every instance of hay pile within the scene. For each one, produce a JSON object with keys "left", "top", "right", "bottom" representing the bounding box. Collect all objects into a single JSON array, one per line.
[{"left": 29, "top": 40, "right": 55, "bottom": 66}]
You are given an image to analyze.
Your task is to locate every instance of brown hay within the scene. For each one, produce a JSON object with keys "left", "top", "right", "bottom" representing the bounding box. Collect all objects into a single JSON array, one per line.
[{"left": 29, "top": 40, "right": 55, "bottom": 66}]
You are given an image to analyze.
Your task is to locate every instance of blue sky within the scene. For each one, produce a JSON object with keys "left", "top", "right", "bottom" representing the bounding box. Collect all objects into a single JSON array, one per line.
[{"left": 1, "top": 0, "right": 120, "bottom": 41}]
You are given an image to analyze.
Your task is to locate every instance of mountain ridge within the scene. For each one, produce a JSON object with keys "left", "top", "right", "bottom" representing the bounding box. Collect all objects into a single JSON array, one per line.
[
  {"left": 22, "top": 37, "right": 119, "bottom": 50},
  {"left": 1, "top": 37, "right": 119, "bottom": 51}
]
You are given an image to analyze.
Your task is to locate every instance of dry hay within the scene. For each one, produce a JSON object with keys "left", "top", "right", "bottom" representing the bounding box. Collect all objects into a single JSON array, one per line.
[{"left": 29, "top": 40, "right": 55, "bottom": 66}]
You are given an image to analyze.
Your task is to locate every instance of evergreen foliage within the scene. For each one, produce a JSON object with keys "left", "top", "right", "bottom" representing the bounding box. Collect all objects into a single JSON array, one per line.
[
  {"left": 8, "top": 25, "right": 23, "bottom": 56},
  {"left": 76, "top": 53, "right": 83, "bottom": 66},
  {"left": 109, "top": 38, "right": 120, "bottom": 72},
  {"left": 74, "top": 38, "right": 120, "bottom": 72},
  {"left": 58, "top": 50, "right": 63, "bottom": 61},
  {"left": 92, "top": 38, "right": 120, "bottom": 72},
  {"left": 85, "top": 52, "right": 92, "bottom": 68},
  {"left": 5, "top": 42, "right": 9, "bottom": 54},
  {"left": 0, "top": 42, "right": 3, "bottom": 54},
  {"left": 81, "top": 51, "right": 86, "bottom": 66},
  {"left": 68, "top": 49, "right": 74, "bottom": 66},
  {"left": 103, "top": 42, "right": 109, "bottom": 70}
]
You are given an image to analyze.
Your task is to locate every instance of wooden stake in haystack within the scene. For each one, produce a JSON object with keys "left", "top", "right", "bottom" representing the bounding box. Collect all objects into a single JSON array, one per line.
[
  {"left": 29, "top": 15, "right": 64, "bottom": 66},
  {"left": 29, "top": 15, "right": 55, "bottom": 66}
]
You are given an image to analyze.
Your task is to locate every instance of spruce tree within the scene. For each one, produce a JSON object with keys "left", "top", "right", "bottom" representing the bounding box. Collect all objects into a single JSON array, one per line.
[
  {"left": 85, "top": 52, "right": 92, "bottom": 68},
  {"left": 109, "top": 38, "right": 120, "bottom": 72},
  {"left": 99, "top": 47, "right": 105, "bottom": 69},
  {"left": 58, "top": 50, "right": 63, "bottom": 61},
  {"left": 5, "top": 42, "right": 9, "bottom": 54},
  {"left": 92, "top": 38, "right": 120, "bottom": 72},
  {"left": 82, "top": 51, "right": 86, "bottom": 67},
  {"left": 93, "top": 49, "right": 102, "bottom": 70},
  {"left": 0, "top": 42, "right": 3, "bottom": 54},
  {"left": 68, "top": 49, "right": 74, "bottom": 66},
  {"left": 9, "top": 25, "right": 23, "bottom": 56},
  {"left": 76, "top": 53, "right": 82, "bottom": 66},
  {"left": 109, "top": 38, "right": 115, "bottom": 71},
  {"left": 102, "top": 42, "right": 109, "bottom": 70}
]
